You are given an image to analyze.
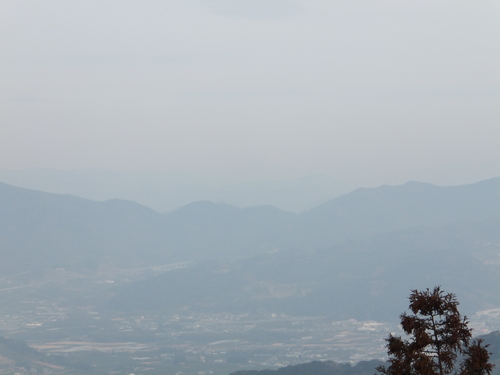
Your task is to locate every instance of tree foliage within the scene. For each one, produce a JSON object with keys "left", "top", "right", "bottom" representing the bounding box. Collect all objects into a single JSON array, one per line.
[{"left": 377, "top": 286, "right": 494, "bottom": 375}]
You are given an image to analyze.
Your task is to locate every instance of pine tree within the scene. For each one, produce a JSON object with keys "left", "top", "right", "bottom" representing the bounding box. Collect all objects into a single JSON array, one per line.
[{"left": 377, "top": 286, "right": 494, "bottom": 375}]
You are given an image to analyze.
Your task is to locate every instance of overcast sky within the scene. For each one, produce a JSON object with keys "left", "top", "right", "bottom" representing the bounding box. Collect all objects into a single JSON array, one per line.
[{"left": 1, "top": 1, "right": 500, "bottom": 187}]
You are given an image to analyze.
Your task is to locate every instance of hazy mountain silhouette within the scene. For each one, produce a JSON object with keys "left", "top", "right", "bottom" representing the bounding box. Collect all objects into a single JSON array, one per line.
[
  {"left": 0, "top": 182, "right": 168, "bottom": 273},
  {"left": 160, "top": 178, "right": 500, "bottom": 256},
  {"left": 0, "top": 169, "right": 351, "bottom": 213},
  {"left": 295, "top": 178, "right": 500, "bottom": 247},
  {"left": 0, "top": 178, "right": 499, "bottom": 277},
  {"left": 163, "top": 201, "right": 295, "bottom": 258}
]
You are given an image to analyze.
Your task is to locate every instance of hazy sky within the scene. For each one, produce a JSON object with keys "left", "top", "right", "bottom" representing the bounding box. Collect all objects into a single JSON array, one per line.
[{"left": 1, "top": 1, "right": 500, "bottom": 187}]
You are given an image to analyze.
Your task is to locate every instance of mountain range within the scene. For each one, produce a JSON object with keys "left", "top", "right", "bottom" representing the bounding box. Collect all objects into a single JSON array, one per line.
[
  {"left": 0, "top": 169, "right": 351, "bottom": 213},
  {"left": 1, "top": 177, "right": 499, "bottom": 267},
  {"left": 1, "top": 177, "right": 499, "bottom": 320}
]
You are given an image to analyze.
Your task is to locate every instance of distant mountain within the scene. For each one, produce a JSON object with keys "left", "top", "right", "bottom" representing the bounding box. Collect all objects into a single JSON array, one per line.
[
  {"left": 0, "top": 178, "right": 499, "bottom": 277},
  {"left": 295, "top": 178, "right": 500, "bottom": 248},
  {"left": 0, "top": 169, "right": 351, "bottom": 213},
  {"left": 159, "top": 178, "right": 500, "bottom": 257},
  {"left": 0, "top": 182, "right": 169, "bottom": 273},
  {"left": 163, "top": 201, "right": 295, "bottom": 258}
]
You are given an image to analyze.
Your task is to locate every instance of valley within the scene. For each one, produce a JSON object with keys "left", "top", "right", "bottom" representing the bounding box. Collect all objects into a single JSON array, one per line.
[
  {"left": 0, "top": 178, "right": 499, "bottom": 374},
  {"left": 0, "top": 261, "right": 499, "bottom": 375}
]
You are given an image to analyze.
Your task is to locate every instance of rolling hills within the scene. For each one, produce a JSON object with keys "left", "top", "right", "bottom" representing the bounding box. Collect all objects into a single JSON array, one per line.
[{"left": 0, "top": 178, "right": 499, "bottom": 273}]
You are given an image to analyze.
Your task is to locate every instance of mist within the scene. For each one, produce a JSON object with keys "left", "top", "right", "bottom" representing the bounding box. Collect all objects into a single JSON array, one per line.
[
  {"left": 1, "top": 1, "right": 500, "bottom": 187},
  {"left": 1, "top": 2, "right": 500, "bottom": 375}
]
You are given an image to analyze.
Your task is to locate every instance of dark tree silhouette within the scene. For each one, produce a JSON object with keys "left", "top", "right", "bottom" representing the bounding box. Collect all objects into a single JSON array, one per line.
[{"left": 377, "top": 286, "right": 494, "bottom": 375}]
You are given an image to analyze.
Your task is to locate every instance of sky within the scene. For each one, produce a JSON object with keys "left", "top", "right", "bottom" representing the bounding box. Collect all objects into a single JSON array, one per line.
[{"left": 1, "top": 0, "right": 500, "bottom": 187}]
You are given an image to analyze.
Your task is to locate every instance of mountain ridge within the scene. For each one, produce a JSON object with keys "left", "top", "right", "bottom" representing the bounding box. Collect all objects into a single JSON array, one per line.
[{"left": 0, "top": 177, "right": 499, "bottom": 273}]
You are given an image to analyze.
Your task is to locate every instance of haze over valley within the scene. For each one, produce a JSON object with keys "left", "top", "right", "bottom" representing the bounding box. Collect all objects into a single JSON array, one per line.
[
  {"left": 0, "top": 177, "right": 499, "bottom": 374},
  {"left": 2, "top": 1, "right": 500, "bottom": 374}
]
